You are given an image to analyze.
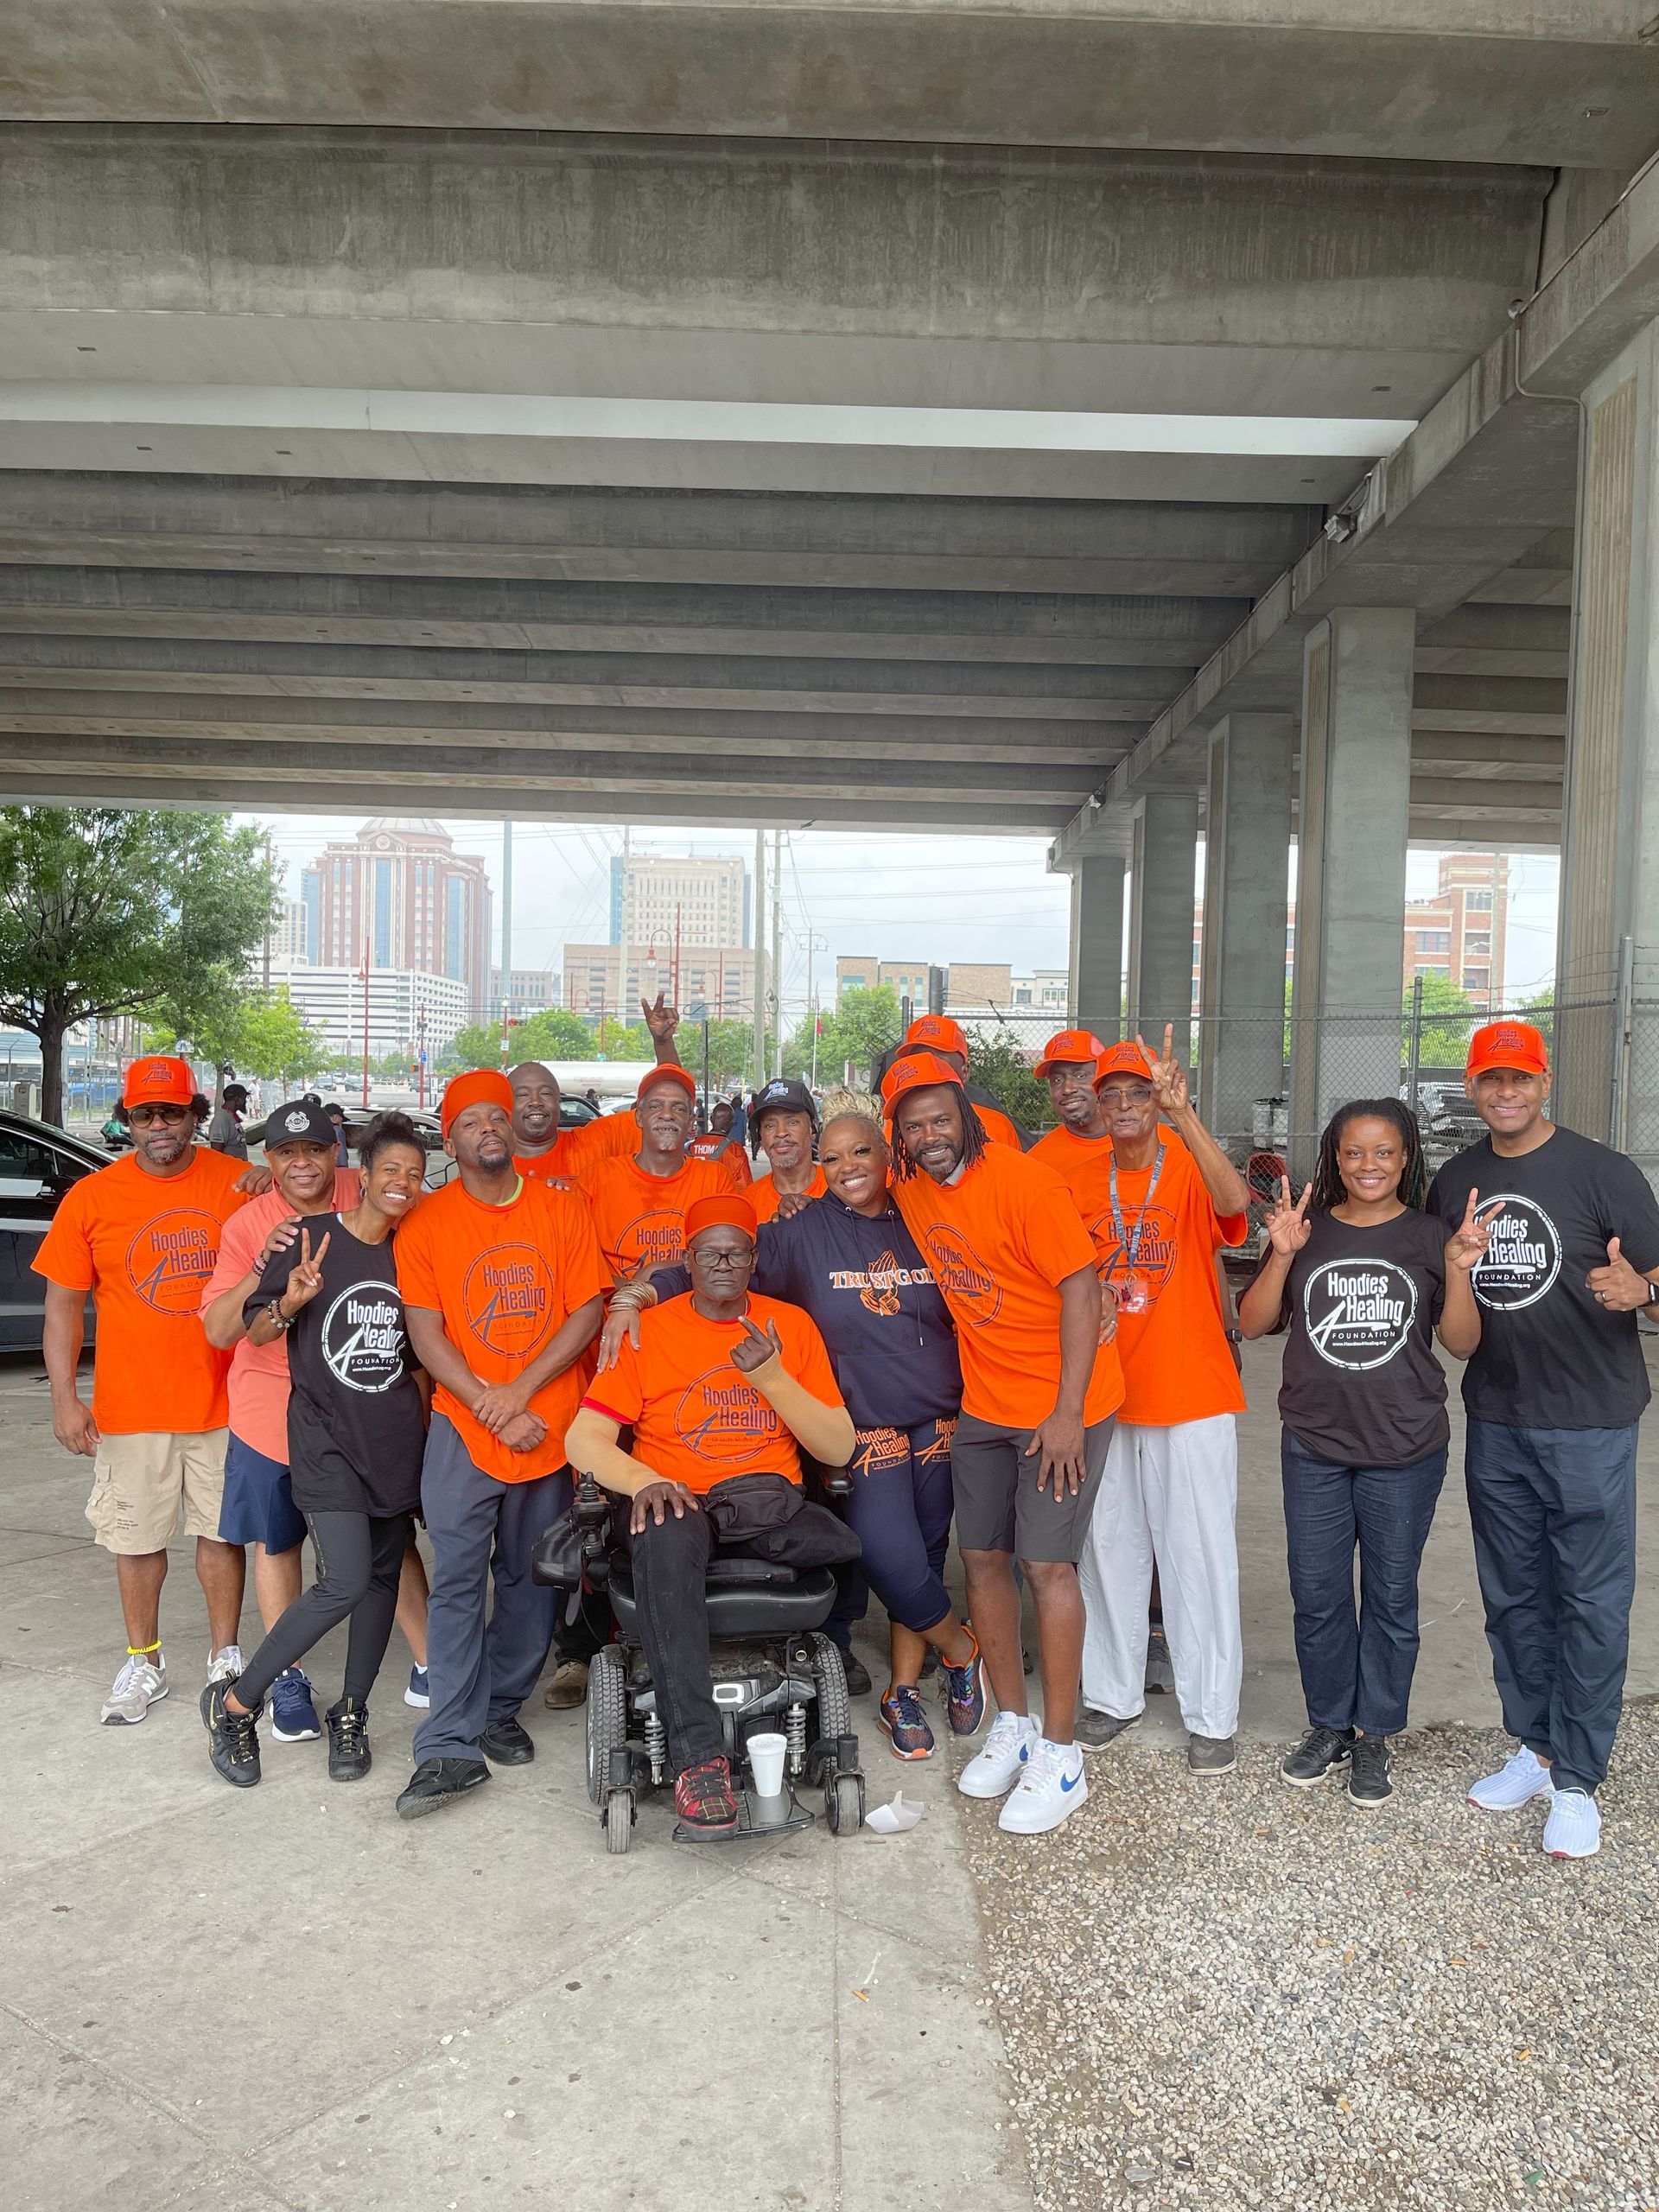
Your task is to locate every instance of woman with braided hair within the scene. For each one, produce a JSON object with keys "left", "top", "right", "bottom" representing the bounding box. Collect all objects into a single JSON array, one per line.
[{"left": 1239, "top": 1097, "right": 1497, "bottom": 1807}]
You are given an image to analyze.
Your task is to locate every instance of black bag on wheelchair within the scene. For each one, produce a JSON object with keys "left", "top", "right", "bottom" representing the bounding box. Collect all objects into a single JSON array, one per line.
[{"left": 698, "top": 1473, "right": 861, "bottom": 1568}]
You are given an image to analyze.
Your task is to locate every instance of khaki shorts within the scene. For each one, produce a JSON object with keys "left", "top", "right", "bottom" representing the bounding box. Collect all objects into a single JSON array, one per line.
[{"left": 86, "top": 1429, "right": 230, "bottom": 1555}]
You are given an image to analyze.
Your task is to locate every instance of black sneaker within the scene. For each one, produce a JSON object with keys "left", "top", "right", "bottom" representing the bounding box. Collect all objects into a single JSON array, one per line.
[
  {"left": 326, "top": 1697, "right": 372, "bottom": 1783},
  {"left": 1346, "top": 1733, "right": 1394, "bottom": 1807},
  {"left": 1280, "top": 1725, "right": 1355, "bottom": 1789},
  {"left": 840, "top": 1652, "right": 873, "bottom": 1698},
  {"left": 396, "top": 1757, "right": 491, "bottom": 1819},
  {"left": 1075, "top": 1707, "right": 1140, "bottom": 1754},
  {"left": 480, "top": 1716, "right": 535, "bottom": 1766},
  {"left": 200, "top": 1681, "right": 262, "bottom": 1789}
]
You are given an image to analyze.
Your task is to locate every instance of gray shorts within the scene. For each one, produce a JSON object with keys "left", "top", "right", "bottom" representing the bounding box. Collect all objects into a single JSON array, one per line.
[{"left": 950, "top": 1410, "right": 1115, "bottom": 1564}]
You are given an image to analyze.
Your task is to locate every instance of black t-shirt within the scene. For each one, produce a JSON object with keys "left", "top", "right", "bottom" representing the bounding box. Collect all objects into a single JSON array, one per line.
[
  {"left": 1263, "top": 1208, "right": 1450, "bottom": 1469},
  {"left": 1429, "top": 1125, "right": 1659, "bottom": 1432},
  {"left": 248, "top": 1213, "right": 426, "bottom": 1516}
]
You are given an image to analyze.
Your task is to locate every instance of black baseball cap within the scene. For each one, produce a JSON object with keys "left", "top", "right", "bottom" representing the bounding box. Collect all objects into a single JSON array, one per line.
[
  {"left": 752, "top": 1077, "right": 818, "bottom": 1131},
  {"left": 264, "top": 1098, "right": 339, "bottom": 1150}
]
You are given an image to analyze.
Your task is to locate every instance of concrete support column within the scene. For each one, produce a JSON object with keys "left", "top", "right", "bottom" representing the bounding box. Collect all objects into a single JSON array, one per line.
[
  {"left": 1554, "top": 319, "right": 1659, "bottom": 1173},
  {"left": 1065, "top": 854, "right": 1126, "bottom": 1039},
  {"left": 1287, "top": 608, "right": 1415, "bottom": 1173},
  {"left": 1198, "top": 711, "right": 1295, "bottom": 1153},
  {"left": 1126, "top": 791, "right": 1200, "bottom": 1071}
]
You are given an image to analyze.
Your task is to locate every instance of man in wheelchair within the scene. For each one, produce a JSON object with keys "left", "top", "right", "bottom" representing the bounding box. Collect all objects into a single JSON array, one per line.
[{"left": 564, "top": 1194, "right": 857, "bottom": 1834}]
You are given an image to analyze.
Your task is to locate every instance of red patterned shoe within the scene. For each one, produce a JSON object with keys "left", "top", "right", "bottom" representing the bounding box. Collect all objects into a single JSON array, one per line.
[{"left": 675, "top": 1756, "right": 740, "bottom": 1834}]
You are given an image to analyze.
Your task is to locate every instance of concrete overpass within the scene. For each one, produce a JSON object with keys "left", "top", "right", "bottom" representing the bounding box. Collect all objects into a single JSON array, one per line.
[{"left": 3, "top": 3, "right": 1659, "bottom": 1165}]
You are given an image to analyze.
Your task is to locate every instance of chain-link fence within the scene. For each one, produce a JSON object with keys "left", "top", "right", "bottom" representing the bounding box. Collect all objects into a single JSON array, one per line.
[{"left": 952, "top": 994, "right": 1640, "bottom": 1185}]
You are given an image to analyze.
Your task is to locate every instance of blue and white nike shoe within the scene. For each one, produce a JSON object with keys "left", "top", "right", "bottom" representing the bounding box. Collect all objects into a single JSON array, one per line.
[
  {"left": 998, "top": 1738, "right": 1089, "bottom": 1834},
  {"left": 957, "top": 1709, "right": 1039, "bottom": 1799}
]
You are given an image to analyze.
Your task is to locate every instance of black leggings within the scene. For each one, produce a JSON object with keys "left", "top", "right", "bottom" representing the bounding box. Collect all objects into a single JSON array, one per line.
[{"left": 235, "top": 1510, "right": 413, "bottom": 1710}]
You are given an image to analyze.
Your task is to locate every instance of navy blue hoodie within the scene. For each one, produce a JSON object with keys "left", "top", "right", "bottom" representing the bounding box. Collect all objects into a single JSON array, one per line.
[{"left": 653, "top": 1192, "right": 961, "bottom": 1431}]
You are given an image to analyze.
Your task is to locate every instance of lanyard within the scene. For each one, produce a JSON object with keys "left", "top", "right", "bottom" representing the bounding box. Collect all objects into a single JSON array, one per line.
[{"left": 1109, "top": 1143, "right": 1165, "bottom": 1274}]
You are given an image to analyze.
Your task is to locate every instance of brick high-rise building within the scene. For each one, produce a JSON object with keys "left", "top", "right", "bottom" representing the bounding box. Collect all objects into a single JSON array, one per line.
[
  {"left": 1402, "top": 854, "right": 1510, "bottom": 1005},
  {"left": 302, "top": 818, "right": 492, "bottom": 1016}
]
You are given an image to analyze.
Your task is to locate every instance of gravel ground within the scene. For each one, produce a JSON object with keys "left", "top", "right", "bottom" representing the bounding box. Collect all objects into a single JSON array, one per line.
[{"left": 959, "top": 1707, "right": 1659, "bottom": 2212}]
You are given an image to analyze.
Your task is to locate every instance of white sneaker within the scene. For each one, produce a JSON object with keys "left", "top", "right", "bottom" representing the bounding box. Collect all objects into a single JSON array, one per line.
[
  {"left": 957, "top": 1710, "right": 1039, "bottom": 1799},
  {"left": 206, "top": 1644, "right": 245, "bottom": 1687},
  {"left": 101, "top": 1652, "right": 168, "bottom": 1726},
  {"left": 1467, "top": 1745, "right": 1554, "bottom": 1811},
  {"left": 1542, "top": 1789, "right": 1601, "bottom": 1859},
  {"left": 998, "top": 1738, "right": 1089, "bottom": 1835}
]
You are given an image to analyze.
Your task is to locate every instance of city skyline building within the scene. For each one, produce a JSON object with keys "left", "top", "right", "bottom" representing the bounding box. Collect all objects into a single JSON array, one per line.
[
  {"left": 301, "top": 818, "right": 492, "bottom": 1014},
  {"left": 610, "top": 851, "right": 750, "bottom": 955}
]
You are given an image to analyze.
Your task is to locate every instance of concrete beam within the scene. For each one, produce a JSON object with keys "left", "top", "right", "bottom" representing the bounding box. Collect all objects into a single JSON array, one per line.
[
  {"left": 2, "top": 10, "right": 1652, "bottom": 167},
  {"left": 0, "top": 474, "right": 1318, "bottom": 597}
]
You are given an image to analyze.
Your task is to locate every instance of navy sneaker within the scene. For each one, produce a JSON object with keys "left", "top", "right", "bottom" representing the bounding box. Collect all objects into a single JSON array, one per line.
[
  {"left": 404, "top": 1665, "right": 430, "bottom": 1709},
  {"left": 269, "top": 1667, "right": 321, "bottom": 1742},
  {"left": 877, "top": 1685, "right": 935, "bottom": 1761},
  {"left": 942, "top": 1632, "right": 987, "bottom": 1737}
]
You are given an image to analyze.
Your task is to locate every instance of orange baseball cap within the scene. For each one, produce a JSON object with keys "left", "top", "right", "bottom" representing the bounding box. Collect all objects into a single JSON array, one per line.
[
  {"left": 1035, "top": 1028, "right": 1108, "bottom": 1077},
  {"left": 636, "top": 1063, "right": 697, "bottom": 1103},
  {"left": 904, "top": 1014, "right": 967, "bottom": 1058},
  {"left": 880, "top": 1049, "right": 965, "bottom": 1113},
  {"left": 1465, "top": 1020, "right": 1549, "bottom": 1079},
  {"left": 440, "top": 1068, "right": 514, "bottom": 1135},
  {"left": 122, "top": 1055, "right": 196, "bottom": 1109},
  {"left": 684, "top": 1193, "right": 759, "bottom": 1244},
  {"left": 1093, "top": 1040, "right": 1155, "bottom": 1087}
]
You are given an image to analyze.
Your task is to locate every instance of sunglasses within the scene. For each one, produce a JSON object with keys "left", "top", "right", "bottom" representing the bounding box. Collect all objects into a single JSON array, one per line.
[{"left": 128, "top": 1103, "right": 191, "bottom": 1127}]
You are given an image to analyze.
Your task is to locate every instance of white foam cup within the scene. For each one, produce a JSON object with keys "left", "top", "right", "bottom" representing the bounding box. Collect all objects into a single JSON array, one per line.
[{"left": 747, "top": 1732, "right": 787, "bottom": 1798}]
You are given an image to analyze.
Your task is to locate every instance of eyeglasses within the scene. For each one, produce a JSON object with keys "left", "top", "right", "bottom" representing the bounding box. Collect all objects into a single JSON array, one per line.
[
  {"left": 1097, "top": 1085, "right": 1154, "bottom": 1108},
  {"left": 695, "top": 1249, "right": 751, "bottom": 1269},
  {"left": 128, "top": 1103, "right": 190, "bottom": 1127}
]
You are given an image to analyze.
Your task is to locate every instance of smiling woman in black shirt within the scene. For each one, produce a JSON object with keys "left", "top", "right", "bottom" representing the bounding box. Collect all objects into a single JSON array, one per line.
[{"left": 1239, "top": 1099, "right": 1495, "bottom": 1807}]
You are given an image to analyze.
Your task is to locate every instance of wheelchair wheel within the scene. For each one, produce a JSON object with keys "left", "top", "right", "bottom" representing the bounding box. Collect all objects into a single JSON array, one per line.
[
  {"left": 810, "top": 1633, "right": 851, "bottom": 1747},
  {"left": 826, "top": 1772, "right": 865, "bottom": 1836},
  {"left": 605, "top": 1788, "right": 634, "bottom": 1855},
  {"left": 586, "top": 1643, "right": 628, "bottom": 1808}
]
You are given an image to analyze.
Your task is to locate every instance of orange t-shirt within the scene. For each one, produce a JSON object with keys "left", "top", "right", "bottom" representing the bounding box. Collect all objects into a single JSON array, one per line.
[
  {"left": 891, "top": 1142, "right": 1122, "bottom": 1429},
  {"left": 751, "top": 1166, "right": 828, "bottom": 1223},
  {"left": 34, "top": 1147, "right": 250, "bottom": 1435},
  {"left": 516, "top": 1110, "right": 633, "bottom": 1186},
  {"left": 393, "top": 1173, "right": 610, "bottom": 1482},
  {"left": 1032, "top": 1122, "right": 1246, "bottom": 1427},
  {"left": 576, "top": 1152, "right": 737, "bottom": 1278},
  {"left": 687, "top": 1134, "right": 753, "bottom": 1189},
  {"left": 582, "top": 1290, "right": 843, "bottom": 1495},
  {"left": 200, "top": 1170, "right": 362, "bottom": 1460}
]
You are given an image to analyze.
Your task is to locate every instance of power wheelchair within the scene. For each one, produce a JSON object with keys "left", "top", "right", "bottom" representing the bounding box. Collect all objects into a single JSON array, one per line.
[{"left": 535, "top": 1471, "right": 867, "bottom": 1854}]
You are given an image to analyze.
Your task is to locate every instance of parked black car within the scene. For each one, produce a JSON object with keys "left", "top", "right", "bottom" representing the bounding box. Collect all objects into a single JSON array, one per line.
[{"left": 0, "top": 1109, "right": 111, "bottom": 1350}]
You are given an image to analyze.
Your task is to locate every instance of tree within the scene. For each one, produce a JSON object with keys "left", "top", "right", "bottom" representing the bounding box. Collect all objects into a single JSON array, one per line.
[
  {"left": 1405, "top": 973, "right": 1480, "bottom": 1070},
  {"left": 966, "top": 1031, "right": 1053, "bottom": 1134},
  {"left": 594, "top": 1015, "right": 652, "bottom": 1062},
  {"left": 234, "top": 992, "right": 332, "bottom": 1084},
  {"left": 812, "top": 985, "right": 902, "bottom": 1084},
  {"left": 0, "top": 807, "right": 279, "bottom": 1126},
  {"left": 510, "top": 1007, "right": 594, "bottom": 1063},
  {"left": 442, "top": 1021, "right": 507, "bottom": 1075}
]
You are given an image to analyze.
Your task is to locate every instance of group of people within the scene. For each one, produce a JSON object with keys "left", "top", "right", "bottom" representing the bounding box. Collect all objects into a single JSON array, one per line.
[{"left": 39, "top": 1001, "right": 1656, "bottom": 1858}]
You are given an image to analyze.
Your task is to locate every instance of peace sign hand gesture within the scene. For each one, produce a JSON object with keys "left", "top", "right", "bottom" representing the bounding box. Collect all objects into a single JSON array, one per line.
[
  {"left": 1446, "top": 1189, "right": 1503, "bottom": 1275},
  {"left": 279, "top": 1226, "right": 331, "bottom": 1319},
  {"left": 1137, "top": 1024, "right": 1190, "bottom": 1116},
  {"left": 729, "top": 1315, "right": 785, "bottom": 1376},
  {"left": 1266, "top": 1178, "right": 1313, "bottom": 1257}
]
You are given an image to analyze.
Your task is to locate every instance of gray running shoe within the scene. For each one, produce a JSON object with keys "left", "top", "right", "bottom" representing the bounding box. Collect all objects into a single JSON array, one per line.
[
  {"left": 1144, "top": 1625, "right": 1176, "bottom": 1695},
  {"left": 1187, "top": 1732, "right": 1236, "bottom": 1776},
  {"left": 1075, "top": 1707, "right": 1141, "bottom": 1755},
  {"left": 101, "top": 1652, "right": 168, "bottom": 1726}
]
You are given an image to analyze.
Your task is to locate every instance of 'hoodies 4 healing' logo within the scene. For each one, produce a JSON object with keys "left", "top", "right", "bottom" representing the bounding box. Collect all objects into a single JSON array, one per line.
[
  {"left": 1302, "top": 1260, "right": 1418, "bottom": 1371},
  {"left": 1469, "top": 1196, "right": 1561, "bottom": 1311}
]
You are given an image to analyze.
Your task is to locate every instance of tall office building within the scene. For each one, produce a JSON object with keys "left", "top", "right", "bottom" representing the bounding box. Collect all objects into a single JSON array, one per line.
[
  {"left": 610, "top": 852, "right": 749, "bottom": 953},
  {"left": 302, "top": 819, "right": 493, "bottom": 1015},
  {"left": 1402, "top": 854, "right": 1510, "bottom": 1004}
]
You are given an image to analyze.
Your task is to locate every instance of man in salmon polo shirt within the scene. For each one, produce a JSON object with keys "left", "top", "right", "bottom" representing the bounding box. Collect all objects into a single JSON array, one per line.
[
  {"left": 1069, "top": 1033, "right": 1252, "bottom": 1775},
  {"left": 882, "top": 1048, "right": 1122, "bottom": 1835},
  {"left": 391, "top": 1070, "right": 609, "bottom": 1818},
  {"left": 577, "top": 1064, "right": 737, "bottom": 1281},
  {"left": 35, "top": 1055, "right": 251, "bottom": 1724},
  {"left": 566, "top": 1192, "right": 855, "bottom": 1834}
]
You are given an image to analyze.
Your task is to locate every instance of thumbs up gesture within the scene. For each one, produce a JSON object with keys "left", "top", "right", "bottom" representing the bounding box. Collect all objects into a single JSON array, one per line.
[{"left": 1586, "top": 1235, "right": 1655, "bottom": 1313}]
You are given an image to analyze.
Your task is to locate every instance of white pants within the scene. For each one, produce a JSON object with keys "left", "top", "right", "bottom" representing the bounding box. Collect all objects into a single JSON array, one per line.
[{"left": 1078, "top": 1414, "right": 1242, "bottom": 1740}]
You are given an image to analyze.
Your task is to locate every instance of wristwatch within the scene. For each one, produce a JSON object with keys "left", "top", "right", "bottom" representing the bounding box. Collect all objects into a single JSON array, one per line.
[
  {"left": 1646, "top": 1279, "right": 1659, "bottom": 1307},
  {"left": 264, "top": 1298, "right": 295, "bottom": 1332}
]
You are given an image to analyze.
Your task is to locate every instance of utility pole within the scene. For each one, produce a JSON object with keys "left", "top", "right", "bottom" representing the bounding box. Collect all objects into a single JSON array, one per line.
[
  {"left": 771, "top": 828, "right": 784, "bottom": 1078},
  {"left": 263, "top": 830, "right": 274, "bottom": 997},
  {"left": 752, "top": 829, "right": 766, "bottom": 1090},
  {"left": 360, "top": 931, "right": 371, "bottom": 1109},
  {"left": 500, "top": 818, "right": 513, "bottom": 1030}
]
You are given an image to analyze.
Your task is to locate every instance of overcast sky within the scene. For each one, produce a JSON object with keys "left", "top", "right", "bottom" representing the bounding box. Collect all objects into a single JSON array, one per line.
[{"left": 242, "top": 813, "right": 1560, "bottom": 1017}]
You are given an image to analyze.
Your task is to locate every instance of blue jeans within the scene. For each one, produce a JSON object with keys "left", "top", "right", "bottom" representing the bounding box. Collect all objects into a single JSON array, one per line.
[
  {"left": 1465, "top": 1416, "right": 1637, "bottom": 1796},
  {"left": 1281, "top": 1433, "right": 1446, "bottom": 1737},
  {"left": 412, "top": 1417, "right": 568, "bottom": 1764}
]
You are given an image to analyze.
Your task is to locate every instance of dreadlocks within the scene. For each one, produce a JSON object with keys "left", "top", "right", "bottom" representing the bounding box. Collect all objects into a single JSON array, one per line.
[
  {"left": 1311, "top": 1097, "right": 1427, "bottom": 1214},
  {"left": 888, "top": 1088, "right": 989, "bottom": 1182}
]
